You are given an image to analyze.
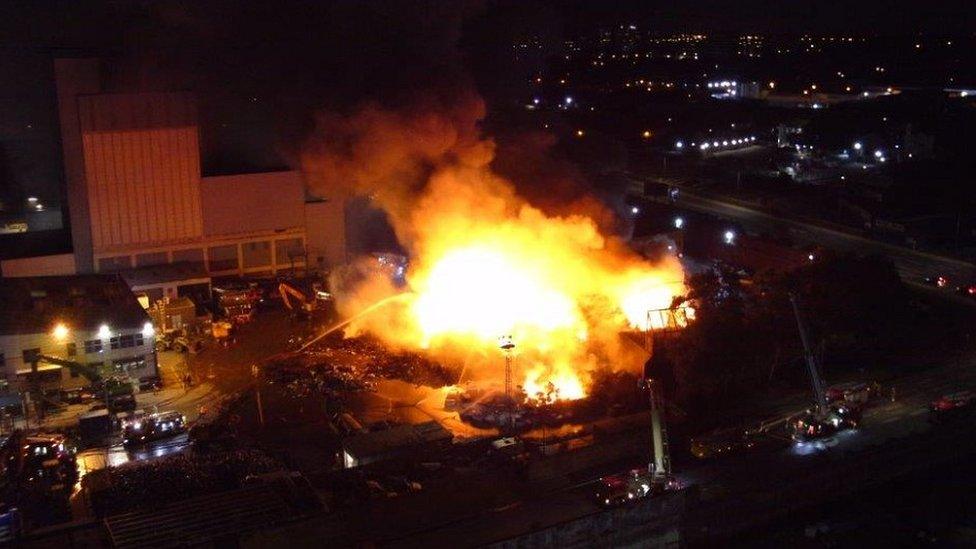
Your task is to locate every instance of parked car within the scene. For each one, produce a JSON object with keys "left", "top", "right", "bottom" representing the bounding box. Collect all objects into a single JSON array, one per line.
[{"left": 930, "top": 391, "right": 975, "bottom": 422}]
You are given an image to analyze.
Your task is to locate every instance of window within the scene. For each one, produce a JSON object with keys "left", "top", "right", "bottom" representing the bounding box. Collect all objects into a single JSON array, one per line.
[
  {"left": 208, "top": 245, "right": 238, "bottom": 272},
  {"left": 135, "top": 334, "right": 145, "bottom": 347},
  {"left": 98, "top": 256, "right": 132, "bottom": 272},
  {"left": 110, "top": 337, "right": 120, "bottom": 350},
  {"left": 22, "top": 348, "right": 40, "bottom": 365},
  {"left": 120, "top": 334, "right": 135, "bottom": 348},
  {"left": 66, "top": 342, "right": 77, "bottom": 357},
  {"left": 0, "top": 353, "right": 5, "bottom": 368},
  {"left": 85, "top": 339, "right": 103, "bottom": 354},
  {"left": 242, "top": 241, "right": 271, "bottom": 268},
  {"left": 172, "top": 248, "right": 204, "bottom": 268},
  {"left": 275, "top": 238, "right": 305, "bottom": 265},
  {"left": 136, "top": 252, "right": 168, "bottom": 267}
]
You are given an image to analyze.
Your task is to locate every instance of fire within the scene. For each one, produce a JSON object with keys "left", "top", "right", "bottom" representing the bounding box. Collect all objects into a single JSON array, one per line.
[
  {"left": 307, "top": 101, "right": 688, "bottom": 404},
  {"left": 523, "top": 365, "right": 587, "bottom": 404}
]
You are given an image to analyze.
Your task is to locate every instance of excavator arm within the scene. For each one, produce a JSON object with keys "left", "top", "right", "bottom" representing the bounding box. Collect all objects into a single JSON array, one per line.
[
  {"left": 279, "top": 282, "right": 314, "bottom": 312},
  {"left": 33, "top": 354, "right": 104, "bottom": 384}
]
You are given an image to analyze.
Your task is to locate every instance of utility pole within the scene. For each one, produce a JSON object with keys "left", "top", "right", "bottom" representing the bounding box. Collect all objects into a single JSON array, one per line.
[
  {"left": 498, "top": 335, "right": 516, "bottom": 429},
  {"left": 251, "top": 364, "right": 265, "bottom": 428}
]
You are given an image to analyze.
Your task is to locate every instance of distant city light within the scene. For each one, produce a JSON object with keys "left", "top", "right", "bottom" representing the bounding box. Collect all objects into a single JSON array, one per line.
[
  {"left": 631, "top": 206, "right": 640, "bottom": 215},
  {"left": 642, "top": 130, "right": 652, "bottom": 138},
  {"left": 674, "top": 216, "right": 684, "bottom": 229},
  {"left": 675, "top": 140, "right": 684, "bottom": 149},
  {"left": 575, "top": 129, "right": 585, "bottom": 137},
  {"left": 98, "top": 324, "right": 111, "bottom": 339},
  {"left": 564, "top": 96, "right": 573, "bottom": 105},
  {"left": 874, "top": 149, "right": 883, "bottom": 158},
  {"left": 723, "top": 230, "right": 736, "bottom": 245},
  {"left": 27, "top": 197, "right": 38, "bottom": 203},
  {"left": 532, "top": 97, "right": 540, "bottom": 105},
  {"left": 853, "top": 142, "right": 863, "bottom": 151}
]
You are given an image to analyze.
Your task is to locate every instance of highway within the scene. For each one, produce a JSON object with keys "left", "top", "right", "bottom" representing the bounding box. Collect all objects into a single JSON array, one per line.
[{"left": 635, "top": 174, "right": 976, "bottom": 286}]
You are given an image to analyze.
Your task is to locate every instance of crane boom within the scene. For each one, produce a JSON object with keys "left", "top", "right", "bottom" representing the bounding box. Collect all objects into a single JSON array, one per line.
[
  {"left": 32, "top": 354, "right": 103, "bottom": 383},
  {"left": 789, "top": 293, "right": 829, "bottom": 417}
]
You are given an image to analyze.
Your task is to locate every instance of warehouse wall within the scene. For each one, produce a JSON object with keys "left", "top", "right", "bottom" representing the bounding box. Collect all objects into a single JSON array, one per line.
[
  {"left": 201, "top": 171, "right": 305, "bottom": 236},
  {"left": 79, "top": 92, "right": 204, "bottom": 254}
]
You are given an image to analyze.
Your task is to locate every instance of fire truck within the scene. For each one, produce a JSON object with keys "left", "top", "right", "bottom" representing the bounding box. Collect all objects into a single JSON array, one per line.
[
  {"left": 595, "top": 378, "right": 678, "bottom": 507},
  {"left": 122, "top": 411, "right": 187, "bottom": 446}
]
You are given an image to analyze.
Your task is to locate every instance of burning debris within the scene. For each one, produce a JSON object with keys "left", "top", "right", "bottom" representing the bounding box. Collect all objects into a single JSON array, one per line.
[{"left": 264, "top": 333, "right": 459, "bottom": 395}]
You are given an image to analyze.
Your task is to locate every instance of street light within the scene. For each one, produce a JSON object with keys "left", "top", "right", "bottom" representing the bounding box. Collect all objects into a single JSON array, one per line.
[
  {"left": 675, "top": 140, "right": 684, "bottom": 149},
  {"left": 98, "top": 324, "right": 111, "bottom": 339},
  {"left": 674, "top": 216, "right": 684, "bottom": 229},
  {"left": 723, "top": 230, "right": 736, "bottom": 245},
  {"left": 853, "top": 142, "right": 863, "bottom": 151},
  {"left": 631, "top": 206, "right": 640, "bottom": 215},
  {"left": 52, "top": 323, "right": 69, "bottom": 341}
]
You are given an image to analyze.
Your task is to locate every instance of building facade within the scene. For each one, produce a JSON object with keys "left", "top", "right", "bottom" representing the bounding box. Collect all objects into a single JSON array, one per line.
[
  {"left": 1, "top": 58, "right": 347, "bottom": 281},
  {"left": 0, "top": 275, "right": 157, "bottom": 394}
]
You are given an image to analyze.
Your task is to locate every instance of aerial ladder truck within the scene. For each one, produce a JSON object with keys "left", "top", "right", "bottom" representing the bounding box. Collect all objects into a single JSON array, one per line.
[{"left": 787, "top": 293, "right": 859, "bottom": 441}]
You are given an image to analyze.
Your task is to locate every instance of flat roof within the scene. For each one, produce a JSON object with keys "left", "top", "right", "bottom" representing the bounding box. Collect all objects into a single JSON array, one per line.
[
  {"left": 0, "top": 274, "right": 150, "bottom": 335},
  {"left": 118, "top": 261, "right": 210, "bottom": 287}
]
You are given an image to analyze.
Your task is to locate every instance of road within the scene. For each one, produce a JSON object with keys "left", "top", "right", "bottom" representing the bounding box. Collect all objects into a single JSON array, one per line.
[{"left": 636, "top": 175, "right": 976, "bottom": 286}]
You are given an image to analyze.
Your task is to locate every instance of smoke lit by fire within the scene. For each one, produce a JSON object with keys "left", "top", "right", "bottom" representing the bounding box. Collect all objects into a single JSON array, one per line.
[{"left": 303, "top": 96, "right": 687, "bottom": 403}]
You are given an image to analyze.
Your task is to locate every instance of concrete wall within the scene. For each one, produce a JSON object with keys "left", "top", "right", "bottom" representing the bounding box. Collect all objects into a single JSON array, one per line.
[
  {"left": 79, "top": 92, "right": 204, "bottom": 254},
  {"left": 304, "top": 199, "right": 347, "bottom": 270},
  {"left": 54, "top": 58, "right": 102, "bottom": 273},
  {"left": 489, "top": 490, "right": 686, "bottom": 549},
  {"left": 201, "top": 171, "right": 305, "bottom": 236},
  {"left": 0, "top": 254, "right": 77, "bottom": 277}
]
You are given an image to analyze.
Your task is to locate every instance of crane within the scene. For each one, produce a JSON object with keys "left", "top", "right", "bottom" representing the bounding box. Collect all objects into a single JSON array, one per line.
[
  {"left": 787, "top": 293, "right": 859, "bottom": 441},
  {"left": 26, "top": 354, "right": 135, "bottom": 414},
  {"left": 789, "top": 293, "right": 829, "bottom": 417}
]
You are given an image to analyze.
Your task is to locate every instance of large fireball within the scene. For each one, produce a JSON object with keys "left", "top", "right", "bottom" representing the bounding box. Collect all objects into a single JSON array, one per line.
[{"left": 305, "top": 102, "right": 688, "bottom": 403}]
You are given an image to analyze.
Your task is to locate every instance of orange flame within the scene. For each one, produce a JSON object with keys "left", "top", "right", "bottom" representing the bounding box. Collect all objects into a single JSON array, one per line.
[{"left": 311, "top": 103, "right": 688, "bottom": 403}]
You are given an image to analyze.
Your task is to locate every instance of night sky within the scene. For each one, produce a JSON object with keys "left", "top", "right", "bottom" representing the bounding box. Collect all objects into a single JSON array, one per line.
[{"left": 0, "top": 0, "right": 972, "bottom": 207}]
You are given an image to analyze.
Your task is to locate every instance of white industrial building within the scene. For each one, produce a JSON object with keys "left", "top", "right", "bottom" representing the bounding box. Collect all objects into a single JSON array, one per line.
[
  {"left": 0, "top": 275, "right": 157, "bottom": 395},
  {"left": 0, "top": 58, "right": 347, "bottom": 288}
]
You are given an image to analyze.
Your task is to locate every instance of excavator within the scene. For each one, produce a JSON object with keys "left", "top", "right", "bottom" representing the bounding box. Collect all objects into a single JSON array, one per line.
[
  {"left": 279, "top": 281, "right": 332, "bottom": 320},
  {"left": 25, "top": 354, "right": 136, "bottom": 415}
]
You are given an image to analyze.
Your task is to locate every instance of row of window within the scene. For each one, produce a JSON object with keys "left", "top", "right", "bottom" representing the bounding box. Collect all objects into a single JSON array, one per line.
[
  {"left": 99, "top": 238, "right": 306, "bottom": 273},
  {"left": 83, "top": 333, "right": 145, "bottom": 354},
  {"left": 7, "top": 333, "right": 148, "bottom": 368}
]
